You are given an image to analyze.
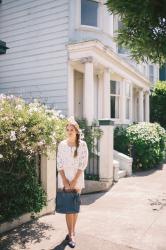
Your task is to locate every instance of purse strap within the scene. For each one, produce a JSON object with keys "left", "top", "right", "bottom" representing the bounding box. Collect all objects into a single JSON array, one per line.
[{"left": 63, "top": 187, "right": 78, "bottom": 193}]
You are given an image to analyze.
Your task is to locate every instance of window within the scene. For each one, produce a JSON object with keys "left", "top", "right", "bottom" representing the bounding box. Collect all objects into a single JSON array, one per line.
[
  {"left": 160, "top": 64, "right": 166, "bottom": 81},
  {"left": 117, "top": 21, "right": 128, "bottom": 54},
  {"left": 81, "top": 0, "right": 99, "bottom": 27},
  {"left": 125, "top": 83, "right": 131, "bottom": 119},
  {"left": 110, "top": 81, "right": 120, "bottom": 119},
  {"left": 149, "top": 65, "right": 154, "bottom": 83}
]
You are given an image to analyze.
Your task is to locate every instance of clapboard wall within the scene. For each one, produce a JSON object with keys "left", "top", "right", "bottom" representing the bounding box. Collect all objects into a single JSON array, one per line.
[{"left": 0, "top": 0, "right": 69, "bottom": 115}]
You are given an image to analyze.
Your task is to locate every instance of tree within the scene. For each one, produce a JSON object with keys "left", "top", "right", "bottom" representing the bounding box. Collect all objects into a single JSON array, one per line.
[
  {"left": 106, "top": 0, "right": 166, "bottom": 65},
  {"left": 150, "top": 81, "right": 166, "bottom": 129}
]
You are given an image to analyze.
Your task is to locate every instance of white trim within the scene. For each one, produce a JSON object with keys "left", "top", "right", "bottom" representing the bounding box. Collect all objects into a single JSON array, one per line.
[
  {"left": 83, "top": 59, "right": 95, "bottom": 124},
  {"left": 68, "top": 63, "right": 75, "bottom": 116},
  {"left": 103, "top": 68, "right": 111, "bottom": 118},
  {"left": 97, "top": 72, "right": 104, "bottom": 119},
  {"left": 68, "top": 40, "right": 151, "bottom": 89},
  {"left": 138, "top": 89, "right": 144, "bottom": 122}
]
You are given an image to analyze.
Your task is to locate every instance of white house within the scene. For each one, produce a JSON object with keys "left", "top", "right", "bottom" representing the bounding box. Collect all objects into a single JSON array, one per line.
[{"left": 0, "top": 0, "right": 159, "bottom": 125}]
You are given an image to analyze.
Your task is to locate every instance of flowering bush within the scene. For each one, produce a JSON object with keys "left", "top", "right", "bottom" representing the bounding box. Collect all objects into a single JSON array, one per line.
[
  {"left": 0, "top": 94, "right": 67, "bottom": 163},
  {"left": 0, "top": 94, "right": 68, "bottom": 222},
  {"left": 114, "top": 122, "right": 166, "bottom": 171}
]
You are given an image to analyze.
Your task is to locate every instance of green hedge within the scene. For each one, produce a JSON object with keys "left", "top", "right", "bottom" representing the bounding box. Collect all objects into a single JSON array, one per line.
[
  {"left": 150, "top": 81, "right": 166, "bottom": 129},
  {"left": 114, "top": 122, "right": 166, "bottom": 171},
  {"left": 0, "top": 154, "right": 46, "bottom": 222}
]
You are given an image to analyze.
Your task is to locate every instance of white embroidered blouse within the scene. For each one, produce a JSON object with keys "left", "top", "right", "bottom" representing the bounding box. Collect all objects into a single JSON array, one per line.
[{"left": 57, "top": 139, "right": 89, "bottom": 189}]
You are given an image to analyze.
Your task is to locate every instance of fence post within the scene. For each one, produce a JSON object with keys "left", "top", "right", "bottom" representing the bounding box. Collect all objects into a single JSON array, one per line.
[
  {"left": 98, "top": 119, "right": 114, "bottom": 185},
  {"left": 40, "top": 149, "right": 56, "bottom": 214}
]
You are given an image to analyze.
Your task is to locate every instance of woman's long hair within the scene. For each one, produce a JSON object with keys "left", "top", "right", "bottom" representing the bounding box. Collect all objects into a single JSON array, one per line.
[{"left": 74, "top": 132, "right": 80, "bottom": 157}]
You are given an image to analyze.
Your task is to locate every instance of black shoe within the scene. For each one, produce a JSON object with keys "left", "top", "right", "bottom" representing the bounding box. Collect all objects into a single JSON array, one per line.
[{"left": 67, "top": 237, "right": 76, "bottom": 248}]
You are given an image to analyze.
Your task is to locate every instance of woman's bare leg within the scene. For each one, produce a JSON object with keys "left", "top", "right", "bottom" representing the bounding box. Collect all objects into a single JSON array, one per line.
[
  {"left": 73, "top": 188, "right": 81, "bottom": 236},
  {"left": 73, "top": 213, "right": 78, "bottom": 235},
  {"left": 65, "top": 214, "right": 74, "bottom": 236}
]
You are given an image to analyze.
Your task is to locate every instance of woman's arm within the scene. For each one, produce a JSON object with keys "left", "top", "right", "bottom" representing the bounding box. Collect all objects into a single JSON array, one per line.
[
  {"left": 69, "top": 169, "right": 82, "bottom": 189},
  {"left": 57, "top": 142, "right": 70, "bottom": 189},
  {"left": 59, "top": 170, "right": 71, "bottom": 189},
  {"left": 69, "top": 141, "right": 89, "bottom": 189}
]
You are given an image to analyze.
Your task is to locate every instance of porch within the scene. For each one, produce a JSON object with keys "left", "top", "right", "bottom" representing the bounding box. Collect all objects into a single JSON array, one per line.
[{"left": 67, "top": 40, "right": 150, "bottom": 125}]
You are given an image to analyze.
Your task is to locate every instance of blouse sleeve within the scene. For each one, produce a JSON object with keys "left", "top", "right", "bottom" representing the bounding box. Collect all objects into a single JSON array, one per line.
[
  {"left": 57, "top": 142, "right": 64, "bottom": 171},
  {"left": 78, "top": 141, "right": 89, "bottom": 171}
]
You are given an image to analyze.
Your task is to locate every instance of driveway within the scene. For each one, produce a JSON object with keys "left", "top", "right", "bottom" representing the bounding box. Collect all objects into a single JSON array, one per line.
[{"left": 1, "top": 164, "right": 166, "bottom": 250}]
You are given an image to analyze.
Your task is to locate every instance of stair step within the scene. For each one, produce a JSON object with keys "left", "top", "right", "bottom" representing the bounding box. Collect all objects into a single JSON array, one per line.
[{"left": 118, "top": 170, "right": 126, "bottom": 178}]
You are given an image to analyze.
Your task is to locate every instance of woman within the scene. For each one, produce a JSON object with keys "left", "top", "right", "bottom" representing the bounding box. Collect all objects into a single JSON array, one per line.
[{"left": 56, "top": 116, "right": 89, "bottom": 248}]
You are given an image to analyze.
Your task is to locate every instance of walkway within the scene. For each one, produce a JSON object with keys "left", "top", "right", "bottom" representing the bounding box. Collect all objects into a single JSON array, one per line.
[{"left": 1, "top": 164, "right": 166, "bottom": 250}]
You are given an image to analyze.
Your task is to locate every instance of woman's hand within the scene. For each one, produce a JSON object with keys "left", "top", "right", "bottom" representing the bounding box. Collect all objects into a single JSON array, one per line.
[
  {"left": 69, "top": 178, "right": 77, "bottom": 189},
  {"left": 63, "top": 178, "right": 71, "bottom": 190}
]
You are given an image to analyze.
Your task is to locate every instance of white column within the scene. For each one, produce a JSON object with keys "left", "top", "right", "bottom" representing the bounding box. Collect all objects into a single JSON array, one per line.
[
  {"left": 41, "top": 149, "right": 56, "bottom": 213},
  {"left": 120, "top": 79, "right": 126, "bottom": 123},
  {"left": 138, "top": 89, "right": 144, "bottom": 122},
  {"left": 97, "top": 72, "right": 103, "bottom": 119},
  {"left": 68, "top": 64, "right": 74, "bottom": 116},
  {"left": 103, "top": 68, "right": 110, "bottom": 118},
  {"left": 130, "top": 84, "right": 133, "bottom": 123},
  {"left": 83, "top": 57, "right": 94, "bottom": 125},
  {"left": 145, "top": 91, "right": 150, "bottom": 122},
  {"left": 99, "top": 119, "right": 114, "bottom": 185}
]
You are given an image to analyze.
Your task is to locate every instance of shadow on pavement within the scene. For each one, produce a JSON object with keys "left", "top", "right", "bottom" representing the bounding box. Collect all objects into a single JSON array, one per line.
[
  {"left": 51, "top": 239, "right": 68, "bottom": 250},
  {"left": 132, "top": 163, "right": 165, "bottom": 177},
  {"left": 81, "top": 190, "right": 108, "bottom": 205},
  {"left": 0, "top": 219, "right": 55, "bottom": 250}
]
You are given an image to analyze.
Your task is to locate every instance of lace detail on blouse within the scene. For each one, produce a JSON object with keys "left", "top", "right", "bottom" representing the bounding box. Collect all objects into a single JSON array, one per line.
[{"left": 56, "top": 139, "right": 89, "bottom": 189}]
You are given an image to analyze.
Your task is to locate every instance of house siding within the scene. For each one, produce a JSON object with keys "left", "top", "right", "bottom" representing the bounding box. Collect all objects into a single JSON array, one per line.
[{"left": 0, "top": 0, "right": 69, "bottom": 115}]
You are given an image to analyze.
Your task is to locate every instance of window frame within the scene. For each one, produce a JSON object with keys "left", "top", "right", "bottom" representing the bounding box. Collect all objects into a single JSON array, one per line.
[
  {"left": 76, "top": 0, "right": 102, "bottom": 31},
  {"left": 125, "top": 82, "right": 131, "bottom": 120},
  {"left": 110, "top": 80, "right": 120, "bottom": 120},
  {"left": 149, "top": 64, "right": 154, "bottom": 83}
]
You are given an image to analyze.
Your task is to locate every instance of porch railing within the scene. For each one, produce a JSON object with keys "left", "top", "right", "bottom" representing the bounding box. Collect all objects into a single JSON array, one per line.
[{"left": 85, "top": 125, "right": 100, "bottom": 181}]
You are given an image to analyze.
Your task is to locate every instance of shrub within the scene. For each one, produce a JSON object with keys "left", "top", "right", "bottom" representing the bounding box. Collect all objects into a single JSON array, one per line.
[
  {"left": 150, "top": 81, "right": 166, "bottom": 129},
  {"left": 0, "top": 94, "right": 68, "bottom": 222},
  {"left": 114, "top": 126, "right": 130, "bottom": 155},
  {"left": 114, "top": 122, "right": 166, "bottom": 171}
]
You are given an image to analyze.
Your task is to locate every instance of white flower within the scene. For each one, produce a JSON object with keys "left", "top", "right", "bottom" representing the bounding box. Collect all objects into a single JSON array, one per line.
[
  {"left": 20, "top": 126, "right": 27, "bottom": 132},
  {"left": 80, "top": 131, "right": 84, "bottom": 139},
  {"left": 37, "top": 140, "right": 45, "bottom": 146},
  {"left": 10, "top": 131, "right": 17, "bottom": 141},
  {"left": 28, "top": 102, "right": 41, "bottom": 113},
  {"left": 0, "top": 94, "right": 6, "bottom": 100},
  {"left": 15, "top": 104, "right": 23, "bottom": 111},
  {"left": 0, "top": 154, "right": 3, "bottom": 158},
  {"left": 78, "top": 128, "right": 84, "bottom": 139},
  {"left": 59, "top": 114, "right": 65, "bottom": 118},
  {"left": 29, "top": 107, "right": 38, "bottom": 113},
  {"left": 7, "top": 95, "right": 15, "bottom": 100}
]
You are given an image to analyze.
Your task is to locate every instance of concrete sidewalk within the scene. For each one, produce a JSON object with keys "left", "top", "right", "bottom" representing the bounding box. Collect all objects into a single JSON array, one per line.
[{"left": 1, "top": 164, "right": 166, "bottom": 250}]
